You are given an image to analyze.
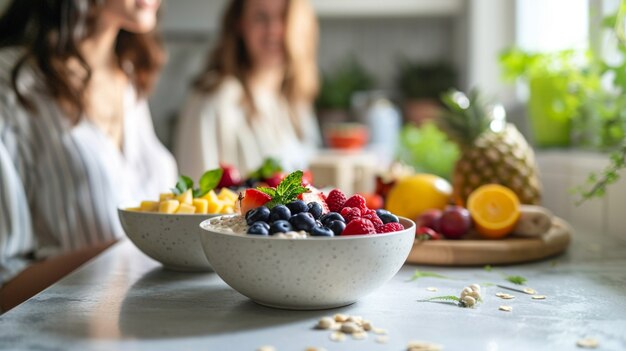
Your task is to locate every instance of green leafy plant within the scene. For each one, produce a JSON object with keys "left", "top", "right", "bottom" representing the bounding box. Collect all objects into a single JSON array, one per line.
[
  {"left": 417, "top": 295, "right": 461, "bottom": 304},
  {"left": 316, "top": 57, "right": 375, "bottom": 110},
  {"left": 248, "top": 158, "right": 283, "bottom": 180},
  {"left": 397, "top": 121, "right": 459, "bottom": 180},
  {"left": 505, "top": 275, "right": 527, "bottom": 285},
  {"left": 172, "top": 168, "right": 224, "bottom": 198},
  {"left": 396, "top": 60, "right": 457, "bottom": 100},
  {"left": 258, "top": 171, "right": 308, "bottom": 208}
]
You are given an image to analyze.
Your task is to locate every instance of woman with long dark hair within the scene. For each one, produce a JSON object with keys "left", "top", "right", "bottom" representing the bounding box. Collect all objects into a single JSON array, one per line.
[
  {"left": 0, "top": 0, "right": 176, "bottom": 311},
  {"left": 175, "top": 0, "right": 320, "bottom": 179}
]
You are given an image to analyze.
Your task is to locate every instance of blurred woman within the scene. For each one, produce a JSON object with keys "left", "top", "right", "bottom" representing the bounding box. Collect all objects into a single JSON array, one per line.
[
  {"left": 175, "top": 0, "right": 320, "bottom": 179},
  {"left": 0, "top": 0, "right": 176, "bottom": 311}
]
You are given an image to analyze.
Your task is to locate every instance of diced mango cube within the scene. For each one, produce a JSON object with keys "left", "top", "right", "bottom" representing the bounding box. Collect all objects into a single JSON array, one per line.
[
  {"left": 159, "top": 200, "right": 180, "bottom": 214},
  {"left": 202, "top": 190, "right": 219, "bottom": 202},
  {"left": 176, "top": 203, "right": 196, "bottom": 214},
  {"left": 222, "top": 205, "right": 235, "bottom": 214},
  {"left": 217, "top": 188, "right": 239, "bottom": 203},
  {"left": 207, "top": 200, "right": 224, "bottom": 214},
  {"left": 159, "top": 193, "right": 175, "bottom": 202},
  {"left": 192, "top": 198, "right": 209, "bottom": 214},
  {"left": 176, "top": 189, "right": 193, "bottom": 205},
  {"left": 139, "top": 201, "right": 159, "bottom": 212}
]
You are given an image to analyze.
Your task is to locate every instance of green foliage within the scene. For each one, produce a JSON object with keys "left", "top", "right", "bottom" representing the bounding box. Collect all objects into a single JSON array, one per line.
[
  {"left": 316, "top": 57, "right": 375, "bottom": 110},
  {"left": 504, "top": 275, "right": 527, "bottom": 286},
  {"left": 248, "top": 158, "right": 283, "bottom": 180},
  {"left": 171, "top": 168, "right": 224, "bottom": 198},
  {"left": 417, "top": 295, "right": 461, "bottom": 305},
  {"left": 258, "top": 171, "right": 308, "bottom": 208},
  {"left": 395, "top": 59, "right": 457, "bottom": 100},
  {"left": 397, "top": 121, "right": 459, "bottom": 180},
  {"left": 437, "top": 89, "right": 494, "bottom": 146}
]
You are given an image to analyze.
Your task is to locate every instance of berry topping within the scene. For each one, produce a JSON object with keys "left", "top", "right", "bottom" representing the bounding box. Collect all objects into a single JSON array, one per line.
[
  {"left": 247, "top": 222, "right": 270, "bottom": 235},
  {"left": 239, "top": 189, "right": 271, "bottom": 216},
  {"left": 245, "top": 206, "right": 270, "bottom": 225},
  {"left": 343, "top": 194, "right": 367, "bottom": 211},
  {"left": 362, "top": 208, "right": 384, "bottom": 230},
  {"left": 375, "top": 209, "right": 400, "bottom": 224},
  {"left": 342, "top": 218, "right": 376, "bottom": 235},
  {"left": 378, "top": 222, "right": 405, "bottom": 233},
  {"left": 307, "top": 202, "right": 323, "bottom": 219},
  {"left": 286, "top": 200, "right": 308, "bottom": 215},
  {"left": 269, "top": 220, "right": 293, "bottom": 234},
  {"left": 300, "top": 191, "right": 330, "bottom": 214},
  {"left": 289, "top": 212, "right": 316, "bottom": 231},
  {"left": 326, "top": 189, "right": 347, "bottom": 213},
  {"left": 320, "top": 212, "right": 345, "bottom": 226},
  {"left": 269, "top": 205, "right": 291, "bottom": 222},
  {"left": 340, "top": 207, "right": 362, "bottom": 223},
  {"left": 327, "top": 220, "right": 346, "bottom": 236},
  {"left": 310, "top": 226, "right": 334, "bottom": 237}
]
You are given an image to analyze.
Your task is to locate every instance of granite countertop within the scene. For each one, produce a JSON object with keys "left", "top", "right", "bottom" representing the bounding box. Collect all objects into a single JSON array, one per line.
[{"left": 1, "top": 229, "right": 625, "bottom": 351}]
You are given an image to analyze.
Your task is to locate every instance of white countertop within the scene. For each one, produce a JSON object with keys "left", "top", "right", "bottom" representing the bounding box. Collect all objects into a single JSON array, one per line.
[{"left": 1, "top": 230, "right": 626, "bottom": 351}]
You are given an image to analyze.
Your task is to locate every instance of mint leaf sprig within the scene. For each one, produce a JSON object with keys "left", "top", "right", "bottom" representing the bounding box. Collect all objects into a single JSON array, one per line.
[
  {"left": 171, "top": 168, "right": 224, "bottom": 198},
  {"left": 407, "top": 269, "right": 455, "bottom": 282},
  {"left": 257, "top": 170, "right": 308, "bottom": 208},
  {"left": 483, "top": 265, "right": 528, "bottom": 285},
  {"left": 417, "top": 295, "right": 462, "bottom": 306}
]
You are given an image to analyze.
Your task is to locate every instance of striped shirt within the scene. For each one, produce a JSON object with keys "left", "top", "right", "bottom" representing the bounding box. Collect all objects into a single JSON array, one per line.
[{"left": 0, "top": 49, "right": 177, "bottom": 287}]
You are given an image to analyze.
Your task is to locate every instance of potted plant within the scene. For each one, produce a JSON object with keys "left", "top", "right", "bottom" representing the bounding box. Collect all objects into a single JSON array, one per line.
[
  {"left": 499, "top": 48, "right": 597, "bottom": 148},
  {"left": 395, "top": 59, "right": 457, "bottom": 125}
]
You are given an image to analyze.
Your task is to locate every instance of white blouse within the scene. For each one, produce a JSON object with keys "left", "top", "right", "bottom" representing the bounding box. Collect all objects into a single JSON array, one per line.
[
  {"left": 174, "top": 76, "right": 320, "bottom": 180},
  {"left": 0, "top": 49, "right": 177, "bottom": 287}
]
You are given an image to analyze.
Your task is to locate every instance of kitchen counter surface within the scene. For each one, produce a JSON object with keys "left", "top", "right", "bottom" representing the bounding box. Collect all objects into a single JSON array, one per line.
[{"left": 1, "top": 229, "right": 626, "bottom": 351}]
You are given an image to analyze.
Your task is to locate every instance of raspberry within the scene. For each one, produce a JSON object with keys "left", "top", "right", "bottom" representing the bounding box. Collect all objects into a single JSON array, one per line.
[
  {"left": 342, "top": 218, "right": 376, "bottom": 235},
  {"left": 362, "top": 208, "right": 384, "bottom": 230},
  {"left": 326, "top": 189, "right": 347, "bottom": 213},
  {"left": 378, "top": 222, "right": 405, "bottom": 233},
  {"left": 340, "top": 207, "right": 361, "bottom": 223},
  {"left": 343, "top": 194, "right": 367, "bottom": 211}
]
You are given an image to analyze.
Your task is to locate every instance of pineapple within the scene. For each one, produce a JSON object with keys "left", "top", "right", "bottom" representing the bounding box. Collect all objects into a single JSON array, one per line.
[{"left": 436, "top": 89, "right": 541, "bottom": 205}]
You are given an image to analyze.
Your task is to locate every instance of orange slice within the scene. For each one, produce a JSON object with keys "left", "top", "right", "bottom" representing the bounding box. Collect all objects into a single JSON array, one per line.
[{"left": 467, "top": 184, "right": 520, "bottom": 239}]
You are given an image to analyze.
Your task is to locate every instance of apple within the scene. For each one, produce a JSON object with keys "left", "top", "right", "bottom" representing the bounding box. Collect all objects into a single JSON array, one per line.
[
  {"left": 218, "top": 164, "right": 242, "bottom": 188},
  {"left": 416, "top": 209, "right": 442, "bottom": 232},
  {"left": 439, "top": 206, "right": 472, "bottom": 239}
]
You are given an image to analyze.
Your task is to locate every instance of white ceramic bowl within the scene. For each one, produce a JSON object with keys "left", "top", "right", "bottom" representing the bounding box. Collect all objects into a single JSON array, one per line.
[
  {"left": 118, "top": 208, "right": 220, "bottom": 272},
  {"left": 198, "top": 216, "right": 415, "bottom": 310}
]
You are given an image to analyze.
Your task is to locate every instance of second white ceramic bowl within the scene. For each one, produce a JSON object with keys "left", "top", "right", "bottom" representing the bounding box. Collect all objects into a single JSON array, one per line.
[
  {"left": 118, "top": 208, "right": 219, "bottom": 272},
  {"left": 198, "top": 216, "right": 415, "bottom": 310}
]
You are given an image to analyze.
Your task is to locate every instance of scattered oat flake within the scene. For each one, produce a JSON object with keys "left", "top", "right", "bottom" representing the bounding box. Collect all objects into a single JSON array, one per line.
[
  {"left": 426, "top": 287, "right": 438, "bottom": 292},
  {"left": 576, "top": 337, "right": 599, "bottom": 348},
  {"left": 496, "top": 292, "right": 515, "bottom": 299},
  {"left": 257, "top": 346, "right": 276, "bottom": 351},
  {"left": 376, "top": 335, "right": 389, "bottom": 344},
  {"left": 499, "top": 305, "right": 513, "bottom": 312},
  {"left": 531, "top": 295, "right": 547, "bottom": 300},
  {"left": 330, "top": 331, "right": 346, "bottom": 342},
  {"left": 333, "top": 313, "right": 348, "bottom": 322},
  {"left": 523, "top": 287, "right": 537, "bottom": 295},
  {"left": 372, "top": 327, "right": 388, "bottom": 335},
  {"left": 407, "top": 340, "right": 443, "bottom": 351},
  {"left": 352, "top": 331, "right": 368, "bottom": 340}
]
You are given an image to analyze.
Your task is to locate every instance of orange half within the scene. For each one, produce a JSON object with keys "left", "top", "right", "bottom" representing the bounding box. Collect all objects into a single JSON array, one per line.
[{"left": 467, "top": 184, "right": 521, "bottom": 239}]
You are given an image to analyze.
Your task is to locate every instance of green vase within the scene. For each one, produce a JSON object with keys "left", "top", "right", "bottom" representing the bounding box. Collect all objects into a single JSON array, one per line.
[{"left": 528, "top": 76, "right": 573, "bottom": 148}]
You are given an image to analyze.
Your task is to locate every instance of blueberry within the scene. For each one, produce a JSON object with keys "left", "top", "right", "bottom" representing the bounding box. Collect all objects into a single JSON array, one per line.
[
  {"left": 376, "top": 209, "right": 399, "bottom": 224},
  {"left": 269, "top": 205, "right": 291, "bottom": 222},
  {"left": 307, "top": 202, "right": 323, "bottom": 219},
  {"left": 286, "top": 200, "right": 308, "bottom": 215},
  {"left": 269, "top": 220, "right": 292, "bottom": 234},
  {"left": 252, "top": 221, "right": 270, "bottom": 230},
  {"left": 320, "top": 212, "right": 345, "bottom": 226},
  {"left": 245, "top": 206, "right": 270, "bottom": 225},
  {"left": 247, "top": 222, "right": 269, "bottom": 235},
  {"left": 315, "top": 220, "right": 323, "bottom": 227},
  {"left": 327, "top": 220, "right": 346, "bottom": 236},
  {"left": 289, "top": 212, "right": 316, "bottom": 231},
  {"left": 310, "top": 226, "right": 334, "bottom": 237}
]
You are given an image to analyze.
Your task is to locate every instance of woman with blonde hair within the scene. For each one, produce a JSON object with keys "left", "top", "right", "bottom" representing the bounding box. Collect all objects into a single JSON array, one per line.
[
  {"left": 175, "top": 0, "right": 320, "bottom": 179},
  {"left": 0, "top": 0, "right": 176, "bottom": 311}
]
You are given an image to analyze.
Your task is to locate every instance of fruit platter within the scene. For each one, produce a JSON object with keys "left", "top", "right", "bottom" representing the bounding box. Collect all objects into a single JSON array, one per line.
[{"left": 374, "top": 90, "right": 571, "bottom": 266}]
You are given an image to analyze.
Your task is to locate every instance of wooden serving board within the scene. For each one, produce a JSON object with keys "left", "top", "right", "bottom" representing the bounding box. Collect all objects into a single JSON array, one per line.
[{"left": 406, "top": 217, "right": 572, "bottom": 266}]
